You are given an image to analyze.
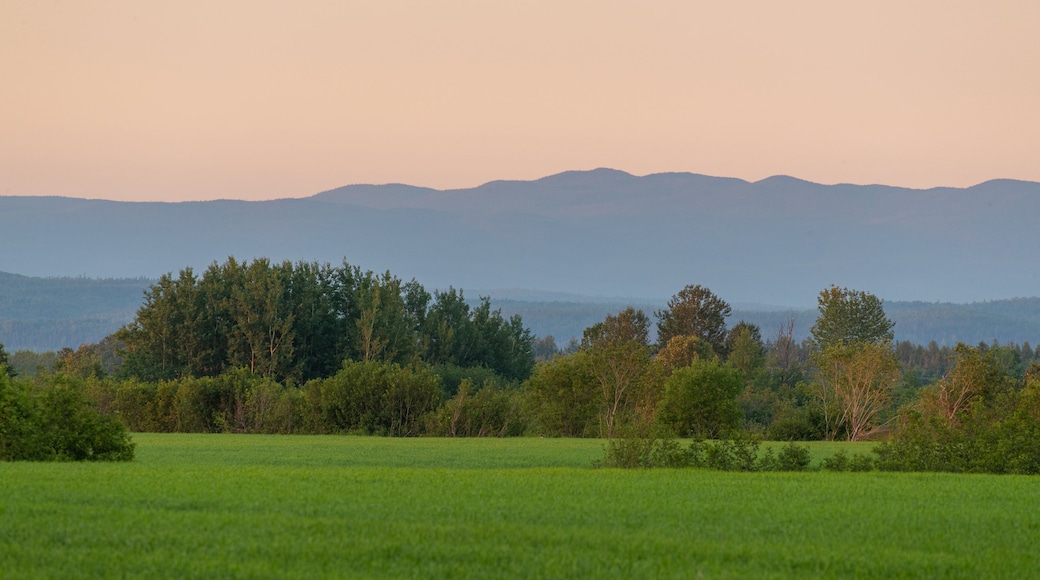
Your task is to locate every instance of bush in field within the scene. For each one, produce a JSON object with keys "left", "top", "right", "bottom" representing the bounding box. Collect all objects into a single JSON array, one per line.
[
  {"left": 757, "top": 441, "right": 814, "bottom": 472},
  {"left": 0, "top": 370, "right": 134, "bottom": 461},
  {"left": 306, "top": 360, "right": 441, "bottom": 436},
  {"left": 766, "top": 398, "right": 827, "bottom": 441},
  {"left": 602, "top": 431, "right": 813, "bottom": 472},
  {"left": 424, "top": 379, "right": 527, "bottom": 437},
  {"left": 821, "top": 450, "right": 875, "bottom": 472},
  {"left": 601, "top": 436, "right": 691, "bottom": 469}
]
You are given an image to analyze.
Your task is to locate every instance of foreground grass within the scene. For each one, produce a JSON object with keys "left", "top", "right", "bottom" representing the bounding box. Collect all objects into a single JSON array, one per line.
[{"left": 2, "top": 435, "right": 1038, "bottom": 578}]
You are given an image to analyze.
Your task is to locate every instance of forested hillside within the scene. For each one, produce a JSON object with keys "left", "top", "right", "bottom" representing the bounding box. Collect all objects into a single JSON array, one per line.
[
  {"left": 0, "top": 272, "right": 148, "bottom": 351},
  {"left": 3, "top": 270, "right": 1040, "bottom": 351}
]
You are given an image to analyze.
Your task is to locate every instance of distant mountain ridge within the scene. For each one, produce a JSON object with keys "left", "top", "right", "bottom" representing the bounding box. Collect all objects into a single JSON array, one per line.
[{"left": 1, "top": 169, "right": 1039, "bottom": 308}]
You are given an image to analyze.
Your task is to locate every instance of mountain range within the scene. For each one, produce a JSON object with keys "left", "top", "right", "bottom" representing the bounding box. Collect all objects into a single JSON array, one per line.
[{"left": 2, "top": 168, "right": 1039, "bottom": 308}]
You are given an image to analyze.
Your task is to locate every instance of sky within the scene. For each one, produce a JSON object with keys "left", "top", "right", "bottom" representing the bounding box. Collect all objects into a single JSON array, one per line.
[{"left": 3, "top": 1, "right": 1038, "bottom": 202}]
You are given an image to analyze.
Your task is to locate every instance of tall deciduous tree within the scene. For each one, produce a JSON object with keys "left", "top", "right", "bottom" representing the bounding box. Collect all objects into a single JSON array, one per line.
[
  {"left": 725, "top": 321, "right": 765, "bottom": 377},
  {"left": 582, "top": 308, "right": 657, "bottom": 437},
  {"left": 815, "top": 341, "right": 901, "bottom": 441},
  {"left": 655, "top": 285, "right": 732, "bottom": 356},
  {"left": 810, "top": 285, "right": 898, "bottom": 440},
  {"left": 810, "top": 285, "right": 894, "bottom": 349},
  {"left": 918, "top": 343, "right": 1005, "bottom": 426}
]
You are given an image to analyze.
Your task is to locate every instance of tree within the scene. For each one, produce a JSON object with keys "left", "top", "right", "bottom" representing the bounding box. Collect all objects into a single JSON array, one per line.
[
  {"left": 656, "top": 285, "right": 732, "bottom": 355},
  {"left": 809, "top": 286, "right": 898, "bottom": 440},
  {"left": 582, "top": 308, "right": 657, "bottom": 438},
  {"left": 0, "top": 343, "right": 14, "bottom": 378},
  {"left": 655, "top": 335, "right": 713, "bottom": 374},
  {"left": 524, "top": 351, "right": 600, "bottom": 437},
  {"left": 226, "top": 259, "right": 296, "bottom": 378},
  {"left": 286, "top": 261, "right": 340, "bottom": 381},
  {"left": 810, "top": 285, "right": 894, "bottom": 349},
  {"left": 659, "top": 359, "right": 743, "bottom": 438},
  {"left": 0, "top": 373, "right": 135, "bottom": 462},
  {"left": 582, "top": 307, "right": 651, "bottom": 349},
  {"left": 917, "top": 343, "right": 1005, "bottom": 427},
  {"left": 766, "top": 317, "right": 803, "bottom": 387},
  {"left": 814, "top": 341, "right": 900, "bottom": 441},
  {"left": 725, "top": 321, "right": 764, "bottom": 377},
  {"left": 532, "top": 335, "right": 560, "bottom": 362}
]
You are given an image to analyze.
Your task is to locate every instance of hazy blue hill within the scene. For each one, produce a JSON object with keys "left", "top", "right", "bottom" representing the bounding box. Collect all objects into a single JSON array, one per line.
[
  {"left": 2, "top": 169, "right": 1040, "bottom": 307},
  {"left": 0, "top": 272, "right": 152, "bottom": 351},
  {"left": 3, "top": 271, "right": 1040, "bottom": 352}
]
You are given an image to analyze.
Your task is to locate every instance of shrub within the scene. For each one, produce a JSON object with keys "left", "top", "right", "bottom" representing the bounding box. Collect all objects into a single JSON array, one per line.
[
  {"left": 659, "top": 360, "right": 743, "bottom": 439},
  {"left": 0, "top": 372, "right": 134, "bottom": 462},
  {"left": 424, "top": 380, "right": 527, "bottom": 437},
  {"left": 821, "top": 450, "right": 875, "bottom": 472},
  {"left": 775, "top": 442, "right": 813, "bottom": 471},
  {"left": 875, "top": 382, "right": 1040, "bottom": 475},
  {"left": 601, "top": 436, "right": 690, "bottom": 469}
]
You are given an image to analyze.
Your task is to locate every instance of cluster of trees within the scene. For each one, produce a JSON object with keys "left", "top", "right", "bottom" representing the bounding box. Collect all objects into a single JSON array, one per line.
[
  {"left": 6, "top": 260, "right": 1040, "bottom": 474},
  {"left": 116, "top": 258, "right": 534, "bottom": 383}
]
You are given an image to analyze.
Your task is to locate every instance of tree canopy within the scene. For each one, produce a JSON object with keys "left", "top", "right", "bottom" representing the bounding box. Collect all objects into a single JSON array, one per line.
[
  {"left": 117, "top": 258, "right": 534, "bottom": 383},
  {"left": 810, "top": 285, "right": 894, "bottom": 349},
  {"left": 655, "top": 284, "right": 732, "bottom": 355}
]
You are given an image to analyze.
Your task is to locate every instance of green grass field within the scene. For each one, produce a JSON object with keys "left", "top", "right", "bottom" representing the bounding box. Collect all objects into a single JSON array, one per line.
[{"left": 2, "top": 434, "right": 1039, "bottom": 578}]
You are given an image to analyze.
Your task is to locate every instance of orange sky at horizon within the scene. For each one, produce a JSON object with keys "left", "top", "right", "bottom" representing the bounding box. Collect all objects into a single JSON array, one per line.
[{"left": 3, "top": 1, "right": 1038, "bottom": 201}]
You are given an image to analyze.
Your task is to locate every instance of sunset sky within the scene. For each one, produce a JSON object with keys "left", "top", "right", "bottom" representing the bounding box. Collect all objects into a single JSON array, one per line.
[{"left": 3, "top": 1, "right": 1038, "bottom": 202}]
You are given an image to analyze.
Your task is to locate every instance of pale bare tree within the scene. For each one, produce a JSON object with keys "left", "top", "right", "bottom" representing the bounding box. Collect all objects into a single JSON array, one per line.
[{"left": 815, "top": 342, "right": 900, "bottom": 441}]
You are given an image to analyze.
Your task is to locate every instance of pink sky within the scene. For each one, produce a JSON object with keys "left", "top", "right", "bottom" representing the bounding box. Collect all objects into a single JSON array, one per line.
[{"left": 3, "top": 1, "right": 1038, "bottom": 202}]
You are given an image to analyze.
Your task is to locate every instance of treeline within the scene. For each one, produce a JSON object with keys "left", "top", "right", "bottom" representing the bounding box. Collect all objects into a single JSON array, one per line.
[
  {"left": 115, "top": 258, "right": 534, "bottom": 383},
  {"left": 23, "top": 364, "right": 519, "bottom": 437},
  {"left": 6, "top": 263, "right": 1040, "bottom": 473}
]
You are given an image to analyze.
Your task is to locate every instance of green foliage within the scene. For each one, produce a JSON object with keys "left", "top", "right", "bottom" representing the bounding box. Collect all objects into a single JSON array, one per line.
[
  {"left": 766, "top": 399, "right": 827, "bottom": 441},
  {"left": 0, "top": 373, "right": 134, "bottom": 461},
  {"left": 659, "top": 359, "right": 743, "bottom": 438},
  {"left": 118, "top": 259, "right": 535, "bottom": 384},
  {"left": 306, "top": 361, "right": 441, "bottom": 436},
  {"left": 523, "top": 351, "right": 600, "bottom": 437},
  {"left": 604, "top": 433, "right": 814, "bottom": 472},
  {"left": 875, "top": 397, "right": 1040, "bottom": 475},
  {"left": 690, "top": 436, "right": 763, "bottom": 471},
  {"left": 655, "top": 284, "right": 732, "bottom": 355},
  {"left": 820, "top": 450, "right": 876, "bottom": 472},
  {"left": 581, "top": 308, "right": 660, "bottom": 438},
  {"left": 7, "top": 349, "right": 58, "bottom": 378},
  {"left": 601, "top": 436, "right": 691, "bottom": 469},
  {"left": 875, "top": 349, "right": 1040, "bottom": 474},
  {"left": 423, "top": 379, "right": 527, "bottom": 437},
  {"left": 811, "top": 340, "right": 901, "bottom": 441},
  {"left": 582, "top": 306, "right": 651, "bottom": 348},
  {"left": 725, "top": 321, "right": 765, "bottom": 376},
  {"left": 759, "top": 441, "right": 814, "bottom": 472},
  {"left": 810, "top": 285, "right": 894, "bottom": 349}
]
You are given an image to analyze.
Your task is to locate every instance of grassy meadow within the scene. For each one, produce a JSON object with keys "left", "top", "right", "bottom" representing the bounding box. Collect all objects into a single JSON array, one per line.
[{"left": 2, "top": 434, "right": 1039, "bottom": 578}]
